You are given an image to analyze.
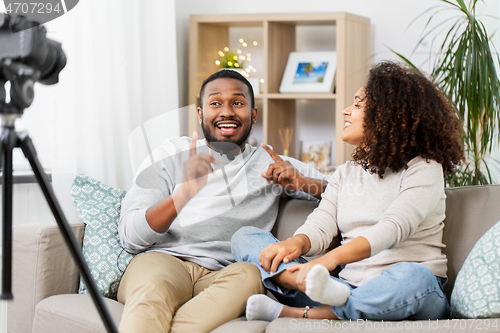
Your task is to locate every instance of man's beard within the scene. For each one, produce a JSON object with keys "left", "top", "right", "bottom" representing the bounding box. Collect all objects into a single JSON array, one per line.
[{"left": 201, "top": 117, "right": 252, "bottom": 154}]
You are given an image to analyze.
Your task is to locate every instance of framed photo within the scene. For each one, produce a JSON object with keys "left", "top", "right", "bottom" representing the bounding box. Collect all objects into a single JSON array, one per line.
[
  {"left": 301, "top": 141, "right": 335, "bottom": 174},
  {"left": 279, "top": 52, "right": 336, "bottom": 93}
]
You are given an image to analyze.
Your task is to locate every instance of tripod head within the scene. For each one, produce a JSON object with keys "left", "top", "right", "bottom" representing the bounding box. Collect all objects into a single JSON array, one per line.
[{"left": 0, "top": 59, "right": 40, "bottom": 125}]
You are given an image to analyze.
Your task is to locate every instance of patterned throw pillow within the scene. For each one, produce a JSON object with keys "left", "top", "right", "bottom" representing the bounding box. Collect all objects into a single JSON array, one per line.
[
  {"left": 71, "top": 173, "right": 135, "bottom": 298},
  {"left": 451, "top": 220, "right": 500, "bottom": 318}
]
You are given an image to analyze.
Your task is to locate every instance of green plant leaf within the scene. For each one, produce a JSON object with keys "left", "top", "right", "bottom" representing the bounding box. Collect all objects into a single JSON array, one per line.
[{"left": 391, "top": 0, "right": 500, "bottom": 186}]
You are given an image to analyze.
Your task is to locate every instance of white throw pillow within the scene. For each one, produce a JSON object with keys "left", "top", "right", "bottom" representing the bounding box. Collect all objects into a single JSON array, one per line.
[{"left": 451, "top": 220, "right": 500, "bottom": 318}]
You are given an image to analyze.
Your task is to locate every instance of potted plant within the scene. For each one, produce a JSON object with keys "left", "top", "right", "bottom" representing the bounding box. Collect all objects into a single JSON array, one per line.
[{"left": 393, "top": 0, "right": 500, "bottom": 186}]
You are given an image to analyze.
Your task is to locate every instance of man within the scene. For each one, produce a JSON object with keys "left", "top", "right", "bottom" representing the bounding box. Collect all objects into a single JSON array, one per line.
[{"left": 117, "top": 69, "right": 327, "bottom": 332}]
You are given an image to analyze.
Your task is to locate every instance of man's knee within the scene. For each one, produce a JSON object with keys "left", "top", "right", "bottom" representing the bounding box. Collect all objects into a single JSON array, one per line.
[
  {"left": 222, "top": 262, "right": 265, "bottom": 295},
  {"left": 118, "top": 252, "right": 191, "bottom": 304}
]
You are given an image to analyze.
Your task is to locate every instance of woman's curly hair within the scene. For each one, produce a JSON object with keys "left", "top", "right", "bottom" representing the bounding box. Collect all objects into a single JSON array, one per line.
[{"left": 352, "top": 61, "right": 464, "bottom": 178}]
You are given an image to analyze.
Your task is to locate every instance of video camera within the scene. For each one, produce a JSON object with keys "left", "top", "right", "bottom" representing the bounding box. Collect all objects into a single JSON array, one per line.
[{"left": 0, "top": 13, "right": 66, "bottom": 113}]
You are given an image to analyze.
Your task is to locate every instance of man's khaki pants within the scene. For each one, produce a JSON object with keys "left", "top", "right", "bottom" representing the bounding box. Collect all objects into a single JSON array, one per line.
[{"left": 117, "top": 251, "right": 265, "bottom": 333}]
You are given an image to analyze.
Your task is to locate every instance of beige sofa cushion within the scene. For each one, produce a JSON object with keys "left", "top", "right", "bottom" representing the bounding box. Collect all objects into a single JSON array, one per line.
[
  {"left": 32, "top": 294, "right": 123, "bottom": 333},
  {"left": 264, "top": 317, "right": 500, "bottom": 333},
  {"left": 8, "top": 221, "right": 84, "bottom": 333},
  {"left": 442, "top": 184, "right": 500, "bottom": 299},
  {"left": 211, "top": 317, "right": 268, "bottom": 333}
]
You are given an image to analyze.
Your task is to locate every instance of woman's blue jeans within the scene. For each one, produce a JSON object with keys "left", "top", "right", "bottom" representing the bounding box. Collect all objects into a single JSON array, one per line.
[{"left": 231, "top": 226, "right": 450, "bottom": 321}]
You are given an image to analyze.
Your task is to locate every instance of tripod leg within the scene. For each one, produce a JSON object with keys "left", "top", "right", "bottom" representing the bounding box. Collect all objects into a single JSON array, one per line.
[
  {"left": 0, "top": 127, "right": 15, "bottom": 300},
  {"left": 18, "top": 132, "right": 118, "bottom": 333}
]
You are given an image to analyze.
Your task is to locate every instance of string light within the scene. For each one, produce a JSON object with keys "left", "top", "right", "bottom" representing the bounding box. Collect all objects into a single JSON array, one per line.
[{"left": 215, "top": 37, "right": 259, "bottom": 74}]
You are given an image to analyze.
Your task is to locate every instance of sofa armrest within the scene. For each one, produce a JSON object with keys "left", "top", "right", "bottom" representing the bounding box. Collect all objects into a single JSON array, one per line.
[{"left": 8, "top": 220, "right": 85, "bottom": 333}]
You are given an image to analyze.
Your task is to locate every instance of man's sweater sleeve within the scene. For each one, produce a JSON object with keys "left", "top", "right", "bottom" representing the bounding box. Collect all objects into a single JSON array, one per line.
[
  {"left": 118, "top": 185, "right": 167, "bottom": 254},
  {"left": 118, "top": 145, "right": 178, "bottom": 254},
  {"left": 282, "top": 156, "right": 328, "bottom": 201}
]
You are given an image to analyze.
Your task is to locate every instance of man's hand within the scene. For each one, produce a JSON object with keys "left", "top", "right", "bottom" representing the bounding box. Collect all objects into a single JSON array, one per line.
[
  {"left": 258, "top": 234, "right": 310, "bottom": 274},
  {"left": 145, "top": 132, "right": 214, "bottom": 233},
  {"left": 261, "top": 143, "right": 327, "bottom": 199},
  {"left": 261, "top": 143, "right": 305, "bottom": 192},
  {"left": 180, "top": 131, "right": 214, "bottom": 199}
]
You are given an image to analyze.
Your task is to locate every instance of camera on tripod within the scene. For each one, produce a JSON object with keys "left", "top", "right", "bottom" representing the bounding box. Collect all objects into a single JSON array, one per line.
[
  {"left": 0, "top": 13, "right": 66, "bottom": 114},
  {"left": 0, "top": 12, "right": 118, "bottom": 332}
]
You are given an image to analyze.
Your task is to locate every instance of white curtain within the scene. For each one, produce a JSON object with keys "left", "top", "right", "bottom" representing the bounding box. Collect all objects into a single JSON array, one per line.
[{"left": 15, "top": 0, "right": 180, "bottom": 219}]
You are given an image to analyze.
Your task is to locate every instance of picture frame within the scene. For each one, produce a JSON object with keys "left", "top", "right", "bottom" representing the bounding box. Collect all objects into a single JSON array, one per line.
[
  {"left": 300, "top": 140, "right": 335, "bottom": 174},
  {"left": 279, "top": 52, "right": 336, "bottom": 93}
]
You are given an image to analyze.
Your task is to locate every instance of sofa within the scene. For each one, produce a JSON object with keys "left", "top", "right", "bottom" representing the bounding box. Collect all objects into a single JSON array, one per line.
[{"left": 7, "top": 184, "right": 500, "bottom": 333}]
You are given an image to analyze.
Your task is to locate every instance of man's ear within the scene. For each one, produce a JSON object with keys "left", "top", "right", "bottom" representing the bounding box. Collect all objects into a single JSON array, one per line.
[
  {"left": 252, "top": 107, "right": 258, "bottom": 124},
  {"left": 197, "top": 107, "right": 203, "bottom": 125}
]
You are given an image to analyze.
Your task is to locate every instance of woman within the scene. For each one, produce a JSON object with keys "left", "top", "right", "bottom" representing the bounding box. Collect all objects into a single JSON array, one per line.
[{"left": 231, "top": 61, "right": 464, "bottom": 322}]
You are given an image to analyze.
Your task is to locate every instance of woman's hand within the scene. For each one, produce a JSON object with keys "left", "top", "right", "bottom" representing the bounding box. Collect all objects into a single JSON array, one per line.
[
  {"left": 259, "top": 235, "right": 310, "bottom": 274},
  {"left": 287, "top": 236, "right": 371, "bottom": 292},
  {"left": 286, "top": 257, "right": 336, "bottom": 293}
]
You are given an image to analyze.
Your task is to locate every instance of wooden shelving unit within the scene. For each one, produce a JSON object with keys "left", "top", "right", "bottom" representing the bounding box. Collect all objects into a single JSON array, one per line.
[{"left": 188, "top": 12, "right": 370, "bottom": 166}]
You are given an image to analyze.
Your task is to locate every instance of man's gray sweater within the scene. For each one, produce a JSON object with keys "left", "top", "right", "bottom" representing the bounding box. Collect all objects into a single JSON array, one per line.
[{"left": 119, "top": 136, "right": 325, "bottom": 270}]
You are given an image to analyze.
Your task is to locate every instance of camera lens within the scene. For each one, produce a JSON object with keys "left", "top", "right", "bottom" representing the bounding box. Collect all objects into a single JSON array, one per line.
[{"left": 36, "top": 38, "right": 67, "bottom": 85}]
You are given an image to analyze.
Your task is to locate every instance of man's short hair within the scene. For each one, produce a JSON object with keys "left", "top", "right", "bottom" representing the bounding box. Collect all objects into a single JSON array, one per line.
[{"left": 199, "top": 70, "right": 255, "bottom": 109}]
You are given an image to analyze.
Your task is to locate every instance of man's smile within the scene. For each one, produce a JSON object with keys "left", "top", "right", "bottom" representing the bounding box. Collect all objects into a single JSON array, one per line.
[{"left": 216, "top": 121, "right": 240, "bottom": 135}]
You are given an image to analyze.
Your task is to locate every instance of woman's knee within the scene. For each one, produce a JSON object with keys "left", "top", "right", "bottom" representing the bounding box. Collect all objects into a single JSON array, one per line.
[
  {"left": 231, "top": 226, "right": 267, "bottom": 243},
  {"left": 386, "top": 262, "right": 443, "bottom": 295},
  {"left": 388, "top": 262, "right": 435, "bottom": 280},
  {"left": 231, "top": 226, "right": 275, "bottom": 261}
]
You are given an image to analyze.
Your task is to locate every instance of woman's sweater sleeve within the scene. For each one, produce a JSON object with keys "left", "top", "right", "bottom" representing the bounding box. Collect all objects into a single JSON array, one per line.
[
  {"left": 293, "top": 167, "right": 341, "bottom": 256},
  {"left": 360, "top": 159, "right": 445, "bottom": 256}
]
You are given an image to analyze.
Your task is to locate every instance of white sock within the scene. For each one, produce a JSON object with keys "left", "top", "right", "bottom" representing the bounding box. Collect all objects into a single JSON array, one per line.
[
  {"left": 245, "top": 294, "right": 284, "bottom": 321},
  {"left": 305, "top": 264, "right": 351, "bottom": 306}
]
